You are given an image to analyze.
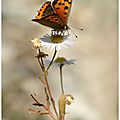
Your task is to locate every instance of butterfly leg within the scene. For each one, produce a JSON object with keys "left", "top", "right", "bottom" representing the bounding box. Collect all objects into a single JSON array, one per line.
[
  {"left": 56, "top": 31, "right": 59, "bottom": 35},
  {"left": 51, "top": 30, "right": 58, "bottom": 35},
  {"left": 55, "top": 31, "right": 57, "bottom": 35},
  {"left": 58, "top": 31, "right": 62, "bottom": 35},
  {"left": 51, "top": 30, "right": 55, "bottom": 35},
  {"left": 62, "top": 30, "right": 65, "bottom": 36},
  {"left": 67, "top": 30, "right": 70, "bottom": 35},
  {"left": 51, "top": 30, "right": 53, "bottom": 35},
  {"left": 56, "top": 30, "right": 62, "bottom": 35}
]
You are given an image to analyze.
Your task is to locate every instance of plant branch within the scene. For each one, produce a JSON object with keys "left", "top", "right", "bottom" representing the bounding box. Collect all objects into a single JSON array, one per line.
[
  {"left": 37, "top": 48, "right": 45, "bottom": 71},
  {"left": 44, "top": 71, "right": 58, "bottom": 117},
  {"left": 44, "top": 87, "right": 50, "bottom": 108},
  {"left": 46, "top": 47, "right": 57, "bottom": 70},
  {"left": 38, "top": 49, "right": 45, "bottom": 68},
  {"left": 60, "top": 64, "right": 64, "bottom": 94},
  {"left": 31, "top": 94, "right": 56, "bottom": 120}
]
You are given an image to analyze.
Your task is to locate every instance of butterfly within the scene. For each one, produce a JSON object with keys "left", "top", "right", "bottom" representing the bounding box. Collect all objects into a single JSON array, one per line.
[{"left": 32, "top": 0, "right": 73, "bottom": 34}]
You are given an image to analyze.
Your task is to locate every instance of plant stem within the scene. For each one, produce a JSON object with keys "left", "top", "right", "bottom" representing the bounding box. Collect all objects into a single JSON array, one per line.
[
  {"left": 37, "top": 57, "right": 43, "bottom": 70},
  {"left": 38, "top": 48, "right": 45, "bottom": 71},
  {"left": 44, "top": 47, "right": 58, "bottom": 116},
  {"left": 37, "top": 49, "right": 43, "bottom": 69},
  {"left": 31, "top": 94, "right": 56, "bottom": 120},
  {"left": 36, "top": 48, "right": 58, "bottom": 116},
  {"left": 44, "top": 87, "right": 50, "bottom": 108},
  {"left": 44, "top": 71, "right": 58, "bottom": 117},
  {"left": 46, "top": 47, "right": 57, "bottom": 70},
  {"left": 60, "top": 65, "right": 64, "bottom": 94}
]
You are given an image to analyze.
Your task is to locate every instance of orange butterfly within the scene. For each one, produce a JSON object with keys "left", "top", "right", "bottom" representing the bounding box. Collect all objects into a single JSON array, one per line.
[{"left": 32, "top": 0, "right": 72, "bottom": 34}]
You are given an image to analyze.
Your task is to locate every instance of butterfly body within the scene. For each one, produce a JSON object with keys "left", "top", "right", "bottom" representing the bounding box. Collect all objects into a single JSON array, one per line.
[{"left": 32, "top": 0, "right": 72, "bottom": 34}]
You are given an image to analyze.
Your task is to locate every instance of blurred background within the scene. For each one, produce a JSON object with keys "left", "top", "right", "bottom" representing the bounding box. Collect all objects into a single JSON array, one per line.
[{"left": 2, "top": 0, "right": 117, "bottom": 120}]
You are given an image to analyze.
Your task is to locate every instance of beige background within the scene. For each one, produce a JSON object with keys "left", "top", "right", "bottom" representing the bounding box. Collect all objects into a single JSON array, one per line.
[{"left": 3, "top": 0, "right": 117, "bottom": 120}]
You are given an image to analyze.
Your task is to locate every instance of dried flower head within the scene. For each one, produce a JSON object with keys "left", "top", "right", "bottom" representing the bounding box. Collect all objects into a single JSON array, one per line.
[
  {"left": 54, "top": 57, "right": 76, "bottom": 67},
  {"left": 40, "top": 34, "right": 75, "bottom": 50},
  {"left": 65, "top": 94, "right": 74, "bottom": 105},
  {"left": 30, "top": 38, "right": 42, "bottom": 49}
]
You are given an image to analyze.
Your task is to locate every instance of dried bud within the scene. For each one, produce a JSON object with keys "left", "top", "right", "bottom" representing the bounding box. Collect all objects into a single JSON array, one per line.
[
  {"left": 66, "top": 94, "right": 74, "bottom": 105},
  {"left": 58, "top": 94, "right": 66, "bottom": 120},
  {"left": 30, "top": 38, "right": 42, "bottom": 49}
]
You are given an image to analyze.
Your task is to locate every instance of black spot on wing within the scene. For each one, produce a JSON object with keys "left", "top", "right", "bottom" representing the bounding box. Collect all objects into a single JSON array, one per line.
[
  {"left": 38, "top": 12, "right": 40, "bottom": 16},
  {"left": 64, "top": 6, "right": 69, "bottom": 10},
  {"left": 64, "top": 0, "right": 72, "bottom": 4},
  {"left": 56, "top": 7, "right": 60, "bottom": 10},
  {"left": 64, "top": 12, "right": 67, "bottom": 15},
  {"left": 41, "top": 2, "right": 54, "bottom": 17},
  {"left": 58, "top": 2, "right": 62, "bottom": 5}
]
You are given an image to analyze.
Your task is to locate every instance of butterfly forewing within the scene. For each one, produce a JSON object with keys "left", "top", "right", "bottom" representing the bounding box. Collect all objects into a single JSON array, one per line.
[
  {"left": 32, "top": 1, "right": 66, "bottom": 30},
  {"left": 34, "top": 1, "right": 54, "bottom": 19},
  {"left": 52, "top": 0, "right": 73, "bottom": 24}
]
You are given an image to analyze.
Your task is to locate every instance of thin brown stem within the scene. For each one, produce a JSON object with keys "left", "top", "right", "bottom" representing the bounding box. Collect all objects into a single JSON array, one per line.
[
  {"left": 37, "top": 57, "right": 43, "bottom": 70},
  {"left": 44, "top": 87, "right": 50, "bottom": 108},
  {"left": 38, "top": 48, "right": 45, "bottom": 71},
  {"left": 44, "top": 71, "right": 58, "bottom": 117},
  {"left": 31, "top": 94, "right": 40, "bottom": 105},
  {"left": 28, "top": 108, "right": 49, "bottom": 115},
  {"left": 31, "top": 94, "right": 56, "bottom": 120},
  {"left": 38, "top": 49, "right": 44, "bottom": 68},
  {"left": 46, "top": 47, "right": 57, "bottom": 70}
]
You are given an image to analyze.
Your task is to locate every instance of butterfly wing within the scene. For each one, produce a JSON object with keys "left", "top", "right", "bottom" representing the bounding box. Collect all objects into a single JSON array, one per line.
[
  {"left": 52, "top": 0, "right": 73, "bottom": 24},
  {"left": 32, "top": 13, "right": 65, "bottom": 30},
  {"left": 34, "top": 1, "right": 54, "bottom": 19},
  {"left": 32, "top": 1, "right": 65, "bottom": 29},
  {"left": 35, "top": 1, "right": 54, "bottom": 18}
]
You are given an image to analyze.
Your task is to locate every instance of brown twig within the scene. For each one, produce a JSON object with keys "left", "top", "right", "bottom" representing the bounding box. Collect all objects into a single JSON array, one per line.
[
  {"left": 31, "top": 94, "right": 40, "bottom": 105},
  {"left": 44, "top": 87, "right": 50, "bottom": 108},
  {"left": 38, "top": 49, "right": 45, "bottom": 69},
  {"left": 31, "top": 94, "right": 56, "bottom": 120},
  {"left": 37, "top": 48, "right": 45, "bottom": 71},
  {"left": 39, "top": 76, "right": 46, "bottom": 85},
  {"left": 37, "top": 54, "right": 43, "bottom": 69},
  {"left": 44, "top": 71, "right": 58, "bottom": 117},
  {"left": 35, "top": 47, "right": 58, "bottom": 117},
  {"left": 46, "top": 47, "right": 57, "bottom": 70}
]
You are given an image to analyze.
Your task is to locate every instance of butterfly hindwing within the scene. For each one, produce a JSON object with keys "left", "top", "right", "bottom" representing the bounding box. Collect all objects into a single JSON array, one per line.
[
  {"left": 52, "top": 0, "right": 73, "bottom": 24},
  {"left": 32, "top": 13, "right": 64, "bottom": 30}
]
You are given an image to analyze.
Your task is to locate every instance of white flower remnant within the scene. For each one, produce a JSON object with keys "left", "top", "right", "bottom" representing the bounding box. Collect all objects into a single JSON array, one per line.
[
  {"left": 53, "top": 57, "right": 76, "bottom": 67},
  {"left": 40, "top": 34, "right": 75, "bottom": 50},
  {"left": 30, "top": 38, "right": 42, "bottom": 49}
]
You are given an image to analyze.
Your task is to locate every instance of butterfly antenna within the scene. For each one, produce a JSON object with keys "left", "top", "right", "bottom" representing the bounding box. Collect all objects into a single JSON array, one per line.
[
  {"left": 70, "top": 28, "right": 78, "bottom": 38},
  {"left": 69, "top": 25, "right": 83, "bottom": 31}
]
